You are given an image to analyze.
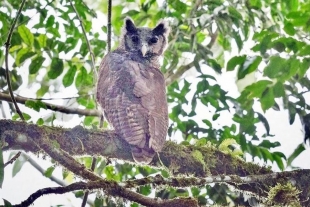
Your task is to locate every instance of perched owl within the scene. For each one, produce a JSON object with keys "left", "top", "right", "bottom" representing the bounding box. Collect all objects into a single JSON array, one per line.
[{"left": 96, "top": 17, "right": 170, "bottom": 164}]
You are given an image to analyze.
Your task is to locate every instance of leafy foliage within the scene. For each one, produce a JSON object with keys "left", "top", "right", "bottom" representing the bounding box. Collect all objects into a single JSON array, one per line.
[{"left": 0, "top": 0, "right": 310, "bottom": 206}]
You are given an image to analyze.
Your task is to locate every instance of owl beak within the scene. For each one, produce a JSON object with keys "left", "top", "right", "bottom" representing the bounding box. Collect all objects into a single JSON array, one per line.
[{"left": 141, "top": 43, "right": 148, "bottom": 57}]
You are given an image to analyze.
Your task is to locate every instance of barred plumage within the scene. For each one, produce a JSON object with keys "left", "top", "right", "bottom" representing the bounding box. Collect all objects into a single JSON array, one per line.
[{"left": 96, "top": 17, "right": 170, "bottom": 163}]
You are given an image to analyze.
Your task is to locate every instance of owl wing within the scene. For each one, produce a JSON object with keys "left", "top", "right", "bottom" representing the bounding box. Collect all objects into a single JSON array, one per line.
[
  {"left": 130, "top": 62, "right": 168, "bottom": 152},
  {"left": 96, "top": 52, "right": 168, "bottom": 163}
]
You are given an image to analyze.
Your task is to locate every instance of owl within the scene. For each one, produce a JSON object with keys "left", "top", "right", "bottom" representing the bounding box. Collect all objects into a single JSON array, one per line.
[{"left": 96, "top": 17, "right": 170, "bottom": 164}]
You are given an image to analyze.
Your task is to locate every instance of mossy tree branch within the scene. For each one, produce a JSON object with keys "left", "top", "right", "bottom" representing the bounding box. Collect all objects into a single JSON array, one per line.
[
  {"left": 1, "top": 119, "right": 270, "bottom": 177},
  {"left": 2, "top": 119, "right": 310, "bottom": 206}
]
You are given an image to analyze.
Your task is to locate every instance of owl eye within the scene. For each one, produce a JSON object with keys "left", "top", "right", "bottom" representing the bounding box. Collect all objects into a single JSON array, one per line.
[
  {"left": 131, "top": 35, "right": 139, "bottom": 43},
  {"left": 149, "top": 36, "right": 158, "bottom": 44}
]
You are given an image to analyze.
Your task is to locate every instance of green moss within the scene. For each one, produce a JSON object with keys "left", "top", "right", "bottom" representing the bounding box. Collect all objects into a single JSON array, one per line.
[{"left": 266, "top": 183, "right": 301, "bottom": 206}]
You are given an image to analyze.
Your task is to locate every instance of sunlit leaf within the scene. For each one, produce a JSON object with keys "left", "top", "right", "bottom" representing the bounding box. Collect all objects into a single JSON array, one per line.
[
  {"left": 44, "top": 166, "right": 55, "bottom": 178},
  {"left": 17, "top": 25, "right": 34, "bottom": 46}
]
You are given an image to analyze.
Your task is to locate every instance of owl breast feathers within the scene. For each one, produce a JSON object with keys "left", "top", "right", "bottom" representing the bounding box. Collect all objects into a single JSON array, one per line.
[{"left": 96, "top": 17, "right": 170, "bottom": 163}]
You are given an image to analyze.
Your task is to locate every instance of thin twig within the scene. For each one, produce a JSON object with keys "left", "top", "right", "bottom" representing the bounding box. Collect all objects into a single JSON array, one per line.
[
  {"left": 81, "top": 157, "right": 97, "bottom": 207},
  {"left": 4, "top": 0, "right": 26, "bottom": 120},
  {"left": 0, "top": 92, "right": 100, "bottom": 117},
  {"left": 69, "top": 0, "right": 96, "bottom": 78},
  {"left": 3, "top": 151, "right": 21, "bottom": 167},
  {"left": 107, "top": 0, "right": 112, "bottom": 52},
  {"left": 22, "top": 153, "right": 67, "bottom": 186},
  {"left": 164, "top": 61, "right": 195, "bottom": 86},
  {"left": 23, "top": 153, "right": 94, "bottom": 206}
]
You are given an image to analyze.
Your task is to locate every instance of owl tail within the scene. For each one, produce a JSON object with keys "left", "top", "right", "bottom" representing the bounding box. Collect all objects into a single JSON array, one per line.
[{"left": 131, "top": 146, "right": 155, "bottom": 164}]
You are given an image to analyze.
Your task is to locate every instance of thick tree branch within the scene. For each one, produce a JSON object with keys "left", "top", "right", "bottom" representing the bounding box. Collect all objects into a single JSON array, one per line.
[
  {"left": 2, "top": 120, "right": 309, "bottom": 206},
  {"left": 1, "top": 120, "right": 270, "bottom": 177},
  {"left": 0, "top": 92, "right": 100, "bottom": 117}
]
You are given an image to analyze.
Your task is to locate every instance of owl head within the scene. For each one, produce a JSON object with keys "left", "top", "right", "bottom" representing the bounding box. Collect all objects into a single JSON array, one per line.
[{"left": 119, "top": 17, "right": 170, "bottom": 58}]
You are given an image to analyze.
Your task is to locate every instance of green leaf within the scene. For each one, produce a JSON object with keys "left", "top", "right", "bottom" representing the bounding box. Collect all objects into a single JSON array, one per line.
[
  {"left": 17, "top": 25, "right": 34, "bottom": 46},
  {"left": 75, "top": 191, "right": 84, "bottom": 198},
  {"left": 12, "top": 112, "right": 31, "bottom": 121},
  {"left": 29, "top": 56, "right": 45, "bottom": 74},
  {"left": 256, "top": 113, "right": 270, "bottom": 136},
  {"left": 206, "top": 59, "right": 222, "bottom": 74},
  {"left": 11, "top": 70, "right": 23, "bottom": 91},
  {"left": 226, "top": 55, "right": 246, "bottom": 71},
  {"left": 63, "top": 66, "right": 77, "bottom": 87},
  {"left": 288, "top": 102, "right": 297, "bottom": 124},
  {"left": 48, "top": 58, "right": 64, "bottom": 79},
  {"left": 248, "top": 0, "right": 262, "bottom": 9},
  {"left": 245, "top": 80, "right": 272, "bottom": 98},
  {"left": 272, "top": 81, "right": 285, "bottom": 98},
  {"left": 258, "top": 140, "right": 280, "bottom": 148},
  {"left": 12, "top": 157, "right": 26, "bottom": 177},
  {"left": 287, "top": 0, "right": 298, "bottom": 11},
  {"left": 228, "top": 6, "right": 243, "bottom": 20},
  {"left": 25, "top": 100, "right": 47, "bottom": 112},
  {"left": 46, "top": 15, "right": 55, "bottom": 27},
  {"left": 15, "top": 48, "right": 36, "bottom": 66},
  {"left": 287, "top": 143, "right": 305, "bottom": 167},
  {"left": 283, "top": 22, "right": 296, "bottom": 36},
  {"left": 36, "top": 85, "right": 49, "bottom": 98},
  {"left": 9, "top": 45, "right": 22, "bottom": 53},
  {"left": 0, "top": 147, "right": 3, "bottom": 188},
  {"left": 37, "top": 34, "right": 47, "bottom": 48},
  {"left": 237, "top": 56, "right": 262, "bottom": 80},
  {"left": 260, "top": 88, "right": 275, "bottom": 111},
  {"left": 36, "top": 118, "right": 44, "bottom": 125},
  {"left": 273, "top": 152, "right": 286, "bottom": 171},
  {"left": 263, "top": 56, "right": 287, "bottom": 79},
  {"left": 299, "top": 58, "right": 310, "bottom": 78},
  {"left": 44, "top": 166, "right": 55, "bottom": 178},
  {"left": 75, "top": 67, "right": 92, "bottom": 89},
  {"left": 3, "top": 199, "right": 12, "bottom": 207}
]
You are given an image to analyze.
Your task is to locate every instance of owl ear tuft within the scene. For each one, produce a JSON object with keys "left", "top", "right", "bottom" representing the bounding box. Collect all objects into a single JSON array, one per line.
[
  {"left": 124, "top": 17, "right": 137, "bottom": 33},
  {"left": 152, "top": 21, "right": 170, "bottom": 36}
]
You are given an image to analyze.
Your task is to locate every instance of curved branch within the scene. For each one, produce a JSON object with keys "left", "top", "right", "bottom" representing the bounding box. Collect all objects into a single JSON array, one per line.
[
  {"left": 0, "top": 92, "right": 100, "bottom": 117},
  {"left": 4, "top": 0, "right": 26, "bottom": 120},
  {"left": 23, "top": 153, "right": 94, "bottom": 205},
  {"left": 8, "top": 180, "right": 198, "bottom": 207},
  {"left": 165, "top": 61, "right": 195, "bottom": 86}
]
